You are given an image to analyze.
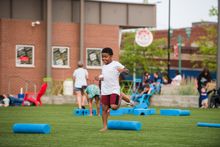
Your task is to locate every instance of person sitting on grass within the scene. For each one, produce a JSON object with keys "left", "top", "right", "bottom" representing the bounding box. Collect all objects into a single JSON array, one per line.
[
  {"left": 0, "top": 94, "right": 10, "bottom": 107},
  {"left": 152, "top": 72, "right": 162, "bottom": 94},
  {"left": 84, "top": 84, "right": 100, "bottom": 116},
  {"left": 130, "top": 84, "right": 152, "bottom": 103},
  {"left": 171, "top": 70, "right": 182, "bottom": 86}
]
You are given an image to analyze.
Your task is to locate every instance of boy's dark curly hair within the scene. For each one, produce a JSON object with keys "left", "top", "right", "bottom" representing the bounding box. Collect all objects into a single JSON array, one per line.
[{"left": 101, "top": 47, "right": 113, "bottom": 55}]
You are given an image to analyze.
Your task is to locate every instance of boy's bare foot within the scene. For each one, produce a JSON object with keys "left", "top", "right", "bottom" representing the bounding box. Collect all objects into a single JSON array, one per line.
[{"left": 99, "top": 127, "right": 107, "bottom": 132}]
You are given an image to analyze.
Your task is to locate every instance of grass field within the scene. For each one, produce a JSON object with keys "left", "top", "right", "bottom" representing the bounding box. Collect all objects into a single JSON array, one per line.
[{"left": 1, "top": 105, "right": 220, "bottom": 147}]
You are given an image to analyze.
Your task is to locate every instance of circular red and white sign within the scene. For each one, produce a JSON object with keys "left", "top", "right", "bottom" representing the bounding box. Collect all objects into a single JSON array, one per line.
[{"left": 135, "top": 28, "right": 153, "bottom": 47}]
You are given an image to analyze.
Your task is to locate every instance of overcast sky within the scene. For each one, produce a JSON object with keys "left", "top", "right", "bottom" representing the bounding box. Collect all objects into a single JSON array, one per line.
[{"left": 99, "top": 0, "right": 218, "bottom": 30}]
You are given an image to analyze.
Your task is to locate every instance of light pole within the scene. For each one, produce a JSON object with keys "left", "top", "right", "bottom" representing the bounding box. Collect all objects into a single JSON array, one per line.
[
  {"left": 217, "top": 0, "right": 220, "bottom": 88},
  {"left": 177, "top": 27, "right": 191, "bottom": 74},
  {"left": 167, "top": 0, "right": 171, "bottom": 81}
]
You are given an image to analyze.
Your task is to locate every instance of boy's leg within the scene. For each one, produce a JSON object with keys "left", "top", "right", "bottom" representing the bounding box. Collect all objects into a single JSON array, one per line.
[
  {"left": 95, "top": 96, "right": 100, "bottom": 116},
  {"left": 81, "top": 94, "right": 87, "bottom": 109},
  {"left": 75, "top": 91, "right": 82, "bottom": 109},
  {"left": 89, "top": 99, "right": 93, "bottom": 116},
  {"left": 120, "top": 92, "right": 130, "bottom": 103},
  {"left": 81, "top": 88, "right": 87, "bottom": 109},
  {"left": 110, "top": 94, "right": 120, "bottom": 110},
  {"left": 100, "top": 95, "right": 110, "bottom": 131},
  {"left": 100, "top": 104, "right": 109, "bottom": 132}
]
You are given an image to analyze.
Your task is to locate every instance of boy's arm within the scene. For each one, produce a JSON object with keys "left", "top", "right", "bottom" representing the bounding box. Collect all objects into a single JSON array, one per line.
[{"left": 117, "top": 68, "right": 129, "bottom": 73}]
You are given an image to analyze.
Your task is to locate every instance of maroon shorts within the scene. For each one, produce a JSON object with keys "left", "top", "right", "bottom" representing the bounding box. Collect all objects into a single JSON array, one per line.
[{"left": 101, "top": 94, "right": 120, "bottom": 107}]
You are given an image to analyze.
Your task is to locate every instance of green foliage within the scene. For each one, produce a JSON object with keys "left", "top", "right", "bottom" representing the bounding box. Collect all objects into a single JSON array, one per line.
[
  {"left": 193, "top": 6, "right": 218, "bottom": 71},
  {"left": 1, "top": 105, "right": 220, "bottom": 147},
  {"left": 194, "top": 25, "right": 217, "bottom": 71},
  {"left": 178, "top": 77, "right": 198, "bottom": 95},
  {"left": 209, "top": 6, "right": 218, "bottom": 16},
  {"left": 120, "top": 32, "right": 167, "bottom": 75}
]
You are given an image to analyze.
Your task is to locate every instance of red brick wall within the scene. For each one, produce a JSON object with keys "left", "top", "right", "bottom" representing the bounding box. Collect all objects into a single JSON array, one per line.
[
  {"left": 85, "top": 24, "right": 119, "bottom": 85},
  {"left": 153, "top": 25, "right": 212, "bottom": 47},
  {"left": 0, "top": 19, "right": 46, "bottom": 94},
  {"left": 0, "top": 19, "right": 120, "bottom": 94},
  {"left": 51, "top": 23, "right": 119, "bottom": 85},
  {"left": 51, "top": 23, "right": 80, "bottom": 81}
]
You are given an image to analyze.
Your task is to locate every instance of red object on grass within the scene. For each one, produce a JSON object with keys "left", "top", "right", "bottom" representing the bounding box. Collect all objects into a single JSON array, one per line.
[{"left": 22, "top": 83, "right": 47, "bottom": 106}]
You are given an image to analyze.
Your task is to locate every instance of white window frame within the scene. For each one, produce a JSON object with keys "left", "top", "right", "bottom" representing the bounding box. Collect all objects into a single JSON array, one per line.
[
  {"left": 86, "top": 48, "right": 102, "bottom": 69},
  {"left": 15, "top": 45, "right": 35, "bottom": 67},
  {"left": 52, "top": 46, "right": 70, "bottom": 68}
]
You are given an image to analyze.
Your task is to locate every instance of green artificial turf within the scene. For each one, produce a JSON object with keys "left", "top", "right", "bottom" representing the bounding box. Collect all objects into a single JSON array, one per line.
[{"left": 0, "top": 105, "right": 220, "bottom": 147}]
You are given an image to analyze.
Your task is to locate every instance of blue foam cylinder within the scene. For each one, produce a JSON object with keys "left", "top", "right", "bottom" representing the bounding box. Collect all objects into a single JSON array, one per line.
[
  {"left": 107, "top": 120, "right": 142, "bottom": 131},
  {"left": 73, "top": 109, "right": 84, "bottom": 116},
  {"left": 83, "top": 109, "right": 97, "bottom": 116},
  {"left": 160, "top": 109, "right": 191, "bottom": 116},
  {"left": 149, "top": 108, "right": 156, "bottom": 115},
  {"left": 120, "top": 107, "right": 134, "bottom": 114},
  {"left": 13, "top": 124, "right": 51, "bottom": 134},
  {"left": 110, "top": 109, "right": 123, "bottom": 116},
  {"left": 92, "top": 109, "right": 97, "bottom": 115},
  {"left": 133, "top": 108, "right": 156, "bottom": 116},
  {"left": 134, "top": 103, "right": 148, "bottom": 109},
  {"left": 83, "top": 109, "right": 90, "bottom": 116},
  {"left": 197, "top": 122, "right": 220, "bottom": 128}
]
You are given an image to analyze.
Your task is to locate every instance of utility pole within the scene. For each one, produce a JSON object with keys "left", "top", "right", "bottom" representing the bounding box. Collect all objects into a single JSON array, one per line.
[{"left": 217, "top": 0, "right": 220, "bottom": 88}]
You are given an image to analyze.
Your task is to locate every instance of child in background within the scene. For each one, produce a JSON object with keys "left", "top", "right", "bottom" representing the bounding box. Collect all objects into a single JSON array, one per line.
[
  {"left": 200, "top": 87, "right": 208, "bottom": 108},
  {"left": 130, "top": 84, "right": 152, "bottom": 102},
  {"left": 73, "top": 61, "right": 89, "bottom": 109},
  {"left": 0, "top": 94, "right": 10, "bottom": 107},
  {"left": 84, "top": 84, "right": 100, "bottom": 116},
  {"left": 99, "top": 47, "right": 128, "bottom": 132}
]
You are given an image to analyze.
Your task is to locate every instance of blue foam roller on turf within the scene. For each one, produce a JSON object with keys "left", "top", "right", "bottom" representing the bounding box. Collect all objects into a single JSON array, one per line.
[
  {"left": 149, "top": 108, "right": 156, "bottom": 115},
  {"left": 83, "top": 109, "right": 97, "bottom": 116},
  {"left": 133, "top": 108, "right": 156, "bottom": 116},
  {"left": 134, "top": 103, "right": 148, "bottom": 109},
  {"left": 160, "top": 109, "right": 190, "bottom": 116},
  {"left": 120, "top": 107, "right": 134, "bottom": 114},
  {"left": 110, "top": 109, "right": 123, "bottom": 116},
  {"left": 13, "top": 124, "right": 51, "bottom": 134},
  {"left": 92, "top": 109, "right": 97, "bottom": 115},
  {"left": 133, "top": 109, "right": 148, "bottom": 116},
  {"left": 83, "top": 109, "right": 90, "bottom": 116},
  {"left": 197, "top": 122, "right": 220, "bottom": 128},
  {"left": 107, "top": 120, "right": 142, "bottom": 131},
  {"left": 73, "top": 108, "right": 84, "bottom": 116}
]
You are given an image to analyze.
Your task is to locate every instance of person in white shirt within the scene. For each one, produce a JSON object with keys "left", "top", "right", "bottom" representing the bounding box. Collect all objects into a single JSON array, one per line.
[
  {"left": 171, "top": 71, "right": 182, "bottom": 86},
  {"left": 0, "top": 94, "right": 10, "bottom": 107},
  {"left": 99, "top": 47, "right": 128, "bottom": 132},
  {"left": 73, "top": 61, "right": 88, "bottom": 109}
]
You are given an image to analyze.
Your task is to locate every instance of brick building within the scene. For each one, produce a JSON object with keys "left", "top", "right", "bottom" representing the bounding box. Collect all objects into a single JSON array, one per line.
[
  {"left": 153, "top": 22, "right": 217, "bottom": 78},
  {"left": 0, "top": 0, "right": 156, "bottom": 94}
]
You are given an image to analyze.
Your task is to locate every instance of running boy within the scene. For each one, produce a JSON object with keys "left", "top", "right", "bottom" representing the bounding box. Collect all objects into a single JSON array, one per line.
[{"left": 99, "top": 47, "right": 128, "bottom": 132}]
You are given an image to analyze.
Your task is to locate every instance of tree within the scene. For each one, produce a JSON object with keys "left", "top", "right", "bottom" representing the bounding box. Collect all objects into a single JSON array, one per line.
[
  {"left": 194, "top": 25, "right": 217, "bottom": 71},
  {"left": 120, "top": 32, "right": 167, "bottom": 76},
  {"left": 193, "top": 7, "right": 217, "bottom": 71}
]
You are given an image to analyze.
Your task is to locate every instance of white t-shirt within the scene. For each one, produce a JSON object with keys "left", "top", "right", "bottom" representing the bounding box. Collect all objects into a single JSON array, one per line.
[
  {"left": 172, "top": 74, "right": 182, "bottom": 86},
  {"left": 73, "top": 67, "right": 88, "bottom": 88},
  {"left": 3, "top": 98, "right": 10, "bottom": 107},
  {"left": 101, "top": 61, "right": 124, "bottom": 95}
]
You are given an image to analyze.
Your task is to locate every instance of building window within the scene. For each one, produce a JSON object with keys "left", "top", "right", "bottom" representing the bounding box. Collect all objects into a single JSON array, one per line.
[
  {"left": 52, "top": 46, "right": 70, "bottom": 68},
  {"left": 16, "top": 45, "right": 35, "bottom": 67},
  {"left": 86, "top": 48, "right": 102, "bottom": 69}
]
